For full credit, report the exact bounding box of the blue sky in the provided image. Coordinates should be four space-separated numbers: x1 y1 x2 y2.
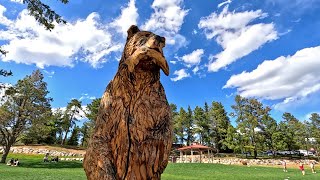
0 0 320 124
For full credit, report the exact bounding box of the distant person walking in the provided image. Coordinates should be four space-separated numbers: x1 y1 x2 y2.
310 161 316 174
299 162 305 175
282 160 287 172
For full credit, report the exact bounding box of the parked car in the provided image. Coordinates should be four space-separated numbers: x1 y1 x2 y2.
298 150 315 156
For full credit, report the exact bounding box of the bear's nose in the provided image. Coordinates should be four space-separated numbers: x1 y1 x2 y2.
155 35 165 43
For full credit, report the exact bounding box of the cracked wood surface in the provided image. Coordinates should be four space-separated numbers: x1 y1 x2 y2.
84 26 172 180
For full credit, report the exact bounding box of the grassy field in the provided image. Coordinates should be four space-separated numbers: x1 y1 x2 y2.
0 154 319 180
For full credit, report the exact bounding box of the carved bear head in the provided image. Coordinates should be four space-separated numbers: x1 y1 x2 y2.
122 25 169 76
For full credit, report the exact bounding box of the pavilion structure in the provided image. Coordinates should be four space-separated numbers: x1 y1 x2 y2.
177 142 214 163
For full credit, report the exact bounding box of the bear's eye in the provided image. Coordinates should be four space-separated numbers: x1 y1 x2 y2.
138 38 147 45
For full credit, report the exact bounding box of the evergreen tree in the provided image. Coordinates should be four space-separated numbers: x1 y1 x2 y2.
0 70 52 163
280 112 301 150
209 101 230 152
193 106 208 144
185 106 195 145
231 95 270 158
177 107 187 144
61 99 83 145
309 113 320 159
170 103 179 143
82 98 101 146
259 114 277 155
67 126 80 146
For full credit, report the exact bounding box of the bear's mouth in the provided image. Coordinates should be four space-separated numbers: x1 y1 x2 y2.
125 46 169 76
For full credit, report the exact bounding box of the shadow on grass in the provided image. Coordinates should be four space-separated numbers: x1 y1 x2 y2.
4 154 83 169
18 161 84 169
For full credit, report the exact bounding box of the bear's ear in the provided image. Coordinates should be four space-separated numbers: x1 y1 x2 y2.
127 25 140 40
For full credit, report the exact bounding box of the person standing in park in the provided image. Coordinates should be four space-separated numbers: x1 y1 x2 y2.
282 160 287 172
299 162 305 175
310 161 316 174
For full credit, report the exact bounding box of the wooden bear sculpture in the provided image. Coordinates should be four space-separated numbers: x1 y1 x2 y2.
83 25 172 180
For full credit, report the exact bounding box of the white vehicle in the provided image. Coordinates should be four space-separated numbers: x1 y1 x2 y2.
298 150 314 156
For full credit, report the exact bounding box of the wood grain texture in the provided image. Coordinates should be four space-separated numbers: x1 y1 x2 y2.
84 25 172 180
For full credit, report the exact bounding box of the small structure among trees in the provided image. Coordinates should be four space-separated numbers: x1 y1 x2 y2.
177 142 214 163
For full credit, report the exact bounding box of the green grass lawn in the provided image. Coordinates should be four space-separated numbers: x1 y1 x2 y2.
0 154 319 179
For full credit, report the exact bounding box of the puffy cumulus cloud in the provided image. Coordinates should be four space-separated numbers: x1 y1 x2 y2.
181 49 204 66
198 6 278 72
142 0 189 48
170 69 190 82
0 5 12 26
110 0 138 37
0 7 122 68
224 46 320 110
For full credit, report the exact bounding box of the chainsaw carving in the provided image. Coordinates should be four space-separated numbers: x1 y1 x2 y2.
84 25 172 180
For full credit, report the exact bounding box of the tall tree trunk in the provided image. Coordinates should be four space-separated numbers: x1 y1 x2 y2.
1 145 11 163
61 127 69 145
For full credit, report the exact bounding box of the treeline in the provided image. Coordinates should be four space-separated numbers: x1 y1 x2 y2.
1 70 320 163
0 70 99 163
170 96 320 159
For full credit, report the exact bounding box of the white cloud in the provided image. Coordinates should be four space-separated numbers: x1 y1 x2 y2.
170 69 190 81
192 66 199 74
0 5 12 26
110 0 138 37
181 49 204 66
142 0 189 48
218 0 232 8
170 60 177 64
79 93 96 101
9 0 23 4
43 70 55 78
52 105 88 120
198 6 278 72
224 46 320 110
192 29 198 35
304 112 320 121
0 83 12 105
0 6 122 68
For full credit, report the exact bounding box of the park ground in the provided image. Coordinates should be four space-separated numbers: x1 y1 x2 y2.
0 153 319 180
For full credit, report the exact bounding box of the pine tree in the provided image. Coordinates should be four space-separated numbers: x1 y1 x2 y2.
67 126 80 146
0 70 52 163
209 101 230 152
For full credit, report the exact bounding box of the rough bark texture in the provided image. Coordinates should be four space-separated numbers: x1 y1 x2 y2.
84 25 172 180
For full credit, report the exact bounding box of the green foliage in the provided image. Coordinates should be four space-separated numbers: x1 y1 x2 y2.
20 111 57 145
231 95 271 158
80 98 101 147
278 112 302 150
185 106 195 145
209 101 230 152
67 126 80 146
170 103 179 143
193 106 208 145
0 69 12 77
61 99 83 145
223 124 242 153
0 70 52 163
23 0 69 30
176 107 187 144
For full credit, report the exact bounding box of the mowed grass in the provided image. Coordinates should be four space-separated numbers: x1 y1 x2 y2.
0 154 319 180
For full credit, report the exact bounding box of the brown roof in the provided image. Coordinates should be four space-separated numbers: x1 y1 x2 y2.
177 144 212 151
